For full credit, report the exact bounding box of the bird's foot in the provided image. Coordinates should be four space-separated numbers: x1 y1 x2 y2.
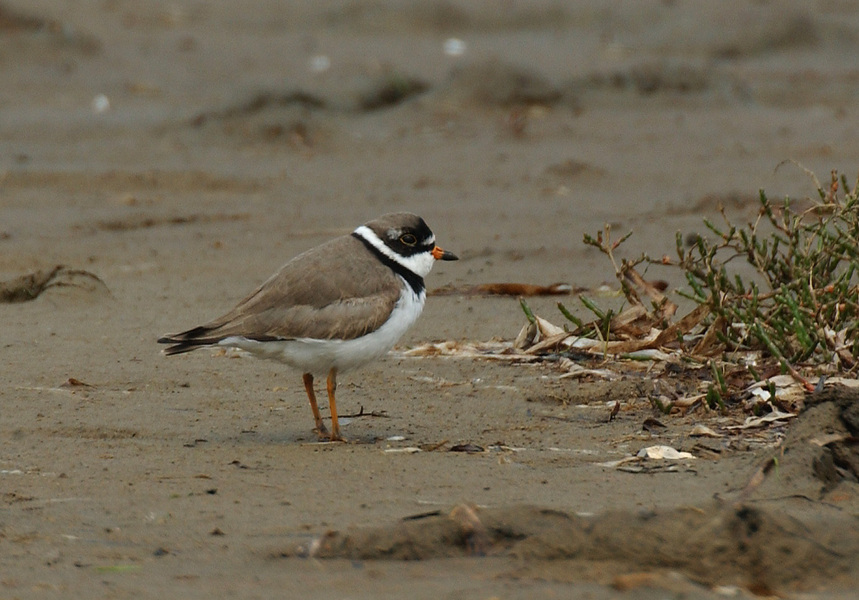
328 431 346 443
313 424 346 442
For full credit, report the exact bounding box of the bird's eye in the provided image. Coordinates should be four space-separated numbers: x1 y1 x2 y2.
400 233 417 246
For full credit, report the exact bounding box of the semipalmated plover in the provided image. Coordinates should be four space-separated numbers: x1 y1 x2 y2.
158 213 458 442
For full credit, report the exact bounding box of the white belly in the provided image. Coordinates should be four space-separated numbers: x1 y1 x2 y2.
218 285 426 375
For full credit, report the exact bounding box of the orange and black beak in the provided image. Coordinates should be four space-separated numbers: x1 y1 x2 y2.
432 246 458 261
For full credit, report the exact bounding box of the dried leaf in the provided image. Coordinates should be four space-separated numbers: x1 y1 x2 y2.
693 316 726 356
636 446 695 460
623 267 678 321
642 417 666 431
524 332 573 355
431 282 573 296
449 443 485 454
690 424 721 437
673 394 706 408
513 321 537 349
809 433 848 446
536 316 566 338
726 410 796 430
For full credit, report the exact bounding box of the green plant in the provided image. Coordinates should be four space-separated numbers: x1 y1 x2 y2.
536 168 859 380
676 170 859 371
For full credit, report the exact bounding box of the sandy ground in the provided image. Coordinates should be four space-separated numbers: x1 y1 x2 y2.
2 1 859 598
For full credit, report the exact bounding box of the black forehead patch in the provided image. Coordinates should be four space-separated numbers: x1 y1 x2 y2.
387 223 430 239
367 213 433 241
361 213 437 260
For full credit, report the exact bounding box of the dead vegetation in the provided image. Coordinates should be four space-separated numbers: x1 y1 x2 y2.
408 168 859 464
0 265 108 303
511 168 859 410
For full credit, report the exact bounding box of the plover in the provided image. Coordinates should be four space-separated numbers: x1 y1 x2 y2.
158 213 458 442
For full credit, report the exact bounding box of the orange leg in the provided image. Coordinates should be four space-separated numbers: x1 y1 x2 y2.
326 368 345 442
302 372 329 439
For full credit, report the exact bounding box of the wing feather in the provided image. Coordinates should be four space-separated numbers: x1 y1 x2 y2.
159 235 403 351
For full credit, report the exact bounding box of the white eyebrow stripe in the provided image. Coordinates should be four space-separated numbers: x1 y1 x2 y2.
355 226 396 257
353 225 437 278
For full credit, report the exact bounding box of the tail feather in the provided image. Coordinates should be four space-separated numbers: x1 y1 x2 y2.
158 326 225 355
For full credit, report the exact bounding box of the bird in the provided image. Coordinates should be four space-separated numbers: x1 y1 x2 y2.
158 212 458 442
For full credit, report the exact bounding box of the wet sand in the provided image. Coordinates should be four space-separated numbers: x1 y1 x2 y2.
2 1 859 597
